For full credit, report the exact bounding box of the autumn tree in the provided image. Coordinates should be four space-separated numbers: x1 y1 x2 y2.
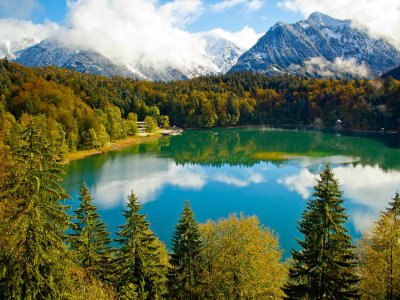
283 165 359 299
70 183 112 280
200 214 287 299
168 200 206 299
113 192 167 299
358 192 400 299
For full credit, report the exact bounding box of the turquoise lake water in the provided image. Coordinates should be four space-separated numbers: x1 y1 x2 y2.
63 127 400 257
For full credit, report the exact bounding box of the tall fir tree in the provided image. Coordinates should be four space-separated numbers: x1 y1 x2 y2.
70 182 112 279
0 118 71 299
283 165 359 299
358 192 400 299
167 200 206 300
114 192 167 299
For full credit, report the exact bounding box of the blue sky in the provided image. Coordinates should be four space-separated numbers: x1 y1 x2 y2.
1 0 303 33
1 0 398 47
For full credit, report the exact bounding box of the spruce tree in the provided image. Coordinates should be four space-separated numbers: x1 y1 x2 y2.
70 183 112 279
114 192 166 299
168 200 206 299
0 118 71 299
283 165 359 299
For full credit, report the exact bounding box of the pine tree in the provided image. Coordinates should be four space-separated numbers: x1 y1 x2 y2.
0 118 71 299
70 182 112 279
114 192 167 299
283 165 359 299
358 192 400 299
167 200 206 299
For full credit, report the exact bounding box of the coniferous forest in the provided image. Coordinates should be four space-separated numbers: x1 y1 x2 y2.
1 60 400 299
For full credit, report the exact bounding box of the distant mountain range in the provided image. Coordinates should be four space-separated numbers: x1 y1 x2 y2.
2 12 400 80
16 39 135 78
10 34 244 81
230 12 400 79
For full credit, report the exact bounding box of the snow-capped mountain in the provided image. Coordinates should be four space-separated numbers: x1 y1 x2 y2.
0 37 39 59
15 38 220 81
200 33 245 73
230 12 400 78
16 39 135 78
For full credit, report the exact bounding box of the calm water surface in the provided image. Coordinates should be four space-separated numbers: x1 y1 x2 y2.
63 127 400 257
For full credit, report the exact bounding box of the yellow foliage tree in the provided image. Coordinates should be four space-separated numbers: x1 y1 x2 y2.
200 214 287 299
357 193 400 299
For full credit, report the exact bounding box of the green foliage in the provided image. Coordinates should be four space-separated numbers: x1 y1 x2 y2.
113 192 167 299
284 165 359 299
358 192 400 299
200 214 287 299
70 183 112 280
144 115 157 132
0 118 71 299
168 200 206 299
125 112 138 135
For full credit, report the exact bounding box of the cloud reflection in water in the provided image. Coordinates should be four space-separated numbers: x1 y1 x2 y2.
91 155 265 209
278 163 400 233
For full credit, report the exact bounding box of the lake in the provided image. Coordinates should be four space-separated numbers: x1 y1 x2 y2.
62 127 400 257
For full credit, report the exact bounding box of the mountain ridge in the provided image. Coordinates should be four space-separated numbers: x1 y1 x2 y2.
230 12 400 79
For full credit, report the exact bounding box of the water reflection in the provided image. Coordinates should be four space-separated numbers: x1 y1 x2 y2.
62 127 400 255
278 164 400 232
92 156 206 208
89 155 266 208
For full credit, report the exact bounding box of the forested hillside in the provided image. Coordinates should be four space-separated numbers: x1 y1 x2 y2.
1 59 399 158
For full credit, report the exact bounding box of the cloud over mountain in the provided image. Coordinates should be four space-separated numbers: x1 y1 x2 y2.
60 0 210 72
279 0 400 48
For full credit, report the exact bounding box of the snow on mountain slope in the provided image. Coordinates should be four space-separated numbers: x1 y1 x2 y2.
16 39 135 78
199 33 245 73
0 37 38 59
230 12 400 78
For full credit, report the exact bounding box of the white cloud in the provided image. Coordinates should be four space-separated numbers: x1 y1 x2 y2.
289 155 360 169
0 0 39 19
200 26 263 49
289 57 371 78
61 0 212 71
248 0 264 11
159 0 203 27
278 164 400 233
0 18 59 41
92 157 206 208
301 57 371 78
212 0 265 12
213 172 264 187
278 0 400 48
278 168 316 199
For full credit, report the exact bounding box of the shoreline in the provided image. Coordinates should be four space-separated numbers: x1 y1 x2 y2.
62 133 162 164
61 124 398 164
187 124 399 135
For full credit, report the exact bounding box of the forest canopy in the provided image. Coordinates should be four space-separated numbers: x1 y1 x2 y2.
0 59 399 157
